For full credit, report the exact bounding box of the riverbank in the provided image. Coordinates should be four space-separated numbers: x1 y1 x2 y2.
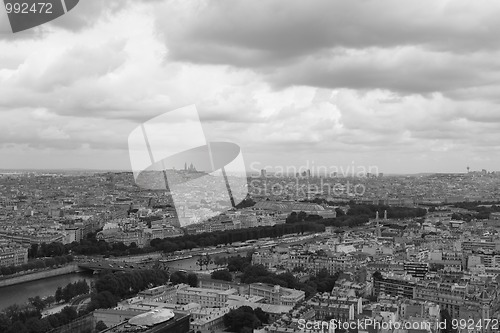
0 264 83 288
0 271 95 311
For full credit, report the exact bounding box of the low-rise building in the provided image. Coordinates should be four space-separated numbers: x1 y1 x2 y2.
0 245 28 267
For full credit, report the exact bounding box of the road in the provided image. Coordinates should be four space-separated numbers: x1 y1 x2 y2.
76 232 326 273
71 294 91 312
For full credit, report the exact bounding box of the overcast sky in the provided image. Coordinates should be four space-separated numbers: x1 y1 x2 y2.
1 0 500 174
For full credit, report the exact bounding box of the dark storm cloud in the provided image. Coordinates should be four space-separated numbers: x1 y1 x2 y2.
266 48 500 95
155 0 500 99
161 0 500 65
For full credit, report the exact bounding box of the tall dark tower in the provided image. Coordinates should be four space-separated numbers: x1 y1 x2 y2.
221 167 236 208
375 211 381 237
467 166 470 173
108 173 115 191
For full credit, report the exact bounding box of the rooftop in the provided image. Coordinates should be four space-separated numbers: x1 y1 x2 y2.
128 308 175 327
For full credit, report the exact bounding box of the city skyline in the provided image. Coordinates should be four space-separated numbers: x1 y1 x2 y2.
2 1 500 173
0 164 495 176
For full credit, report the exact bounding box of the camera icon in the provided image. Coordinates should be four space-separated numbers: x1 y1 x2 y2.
128 105 248 227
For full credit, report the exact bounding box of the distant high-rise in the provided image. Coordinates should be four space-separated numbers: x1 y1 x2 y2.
261 169 267 178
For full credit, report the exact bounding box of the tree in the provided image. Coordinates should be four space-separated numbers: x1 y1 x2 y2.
241 327 253 333
254 308 269 324
0 266 12 276
45 296 55 305
227 255 251 272
28 296 45 312
46 315 60 328
170 271 188 285
286 212 298 224
28 244 39 258
213 256 227 268
187 273 199 287
55 287 63 303
88 291 117 310
45 257 57 268
223 306 262 332
24 317 51 333
60 306 78 322
211 269 232 282
0 313 11 333
240 264 271 284
62 283 75 302
297 211 307 222
196 254 212 270
196 257 204 270
95 320 108 332
203 254 212 270
6 321 28 333
372 271 383 281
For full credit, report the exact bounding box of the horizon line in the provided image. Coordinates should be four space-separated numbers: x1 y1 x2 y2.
0 167 494 176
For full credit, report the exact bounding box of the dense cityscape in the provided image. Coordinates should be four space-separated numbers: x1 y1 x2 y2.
3 0 500 333
1 168 500 333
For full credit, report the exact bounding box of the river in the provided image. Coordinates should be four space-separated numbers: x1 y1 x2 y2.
0 252 245 311
0 272 95 311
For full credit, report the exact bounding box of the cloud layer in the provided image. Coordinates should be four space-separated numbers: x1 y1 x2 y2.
1 0 500 173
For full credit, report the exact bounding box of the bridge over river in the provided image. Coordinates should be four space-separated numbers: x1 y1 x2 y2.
77 260 156 273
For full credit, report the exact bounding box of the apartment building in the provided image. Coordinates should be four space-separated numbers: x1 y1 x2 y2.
287 253 365 275
198 278 305 307
137 284 177 303
252 251 289 269
307 294 363 321
249 283 305 306
0 245 28 267
198 278 250 295
176 286 237 307
372 273 418 299
404 261 429 279
462 240 500 253
414 281 500 326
